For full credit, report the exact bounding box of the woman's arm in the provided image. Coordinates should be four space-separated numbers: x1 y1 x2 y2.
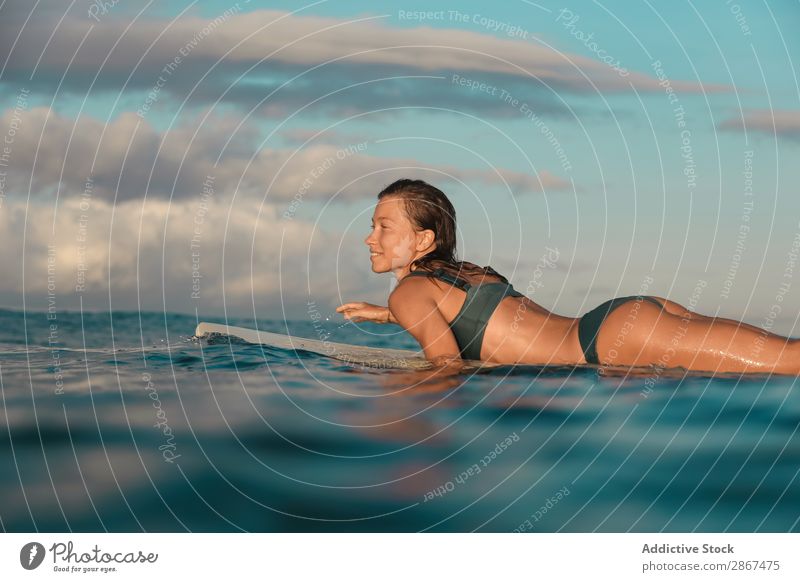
388 280 464 371
336 302 395 323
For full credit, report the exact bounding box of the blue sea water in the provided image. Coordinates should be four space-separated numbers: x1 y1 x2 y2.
0 308 797 532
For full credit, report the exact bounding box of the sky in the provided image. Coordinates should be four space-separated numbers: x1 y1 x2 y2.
1 0 798 331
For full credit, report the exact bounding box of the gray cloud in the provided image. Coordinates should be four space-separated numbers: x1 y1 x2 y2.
278 127 376 147
0 4 725 119
0 106 569 202
719 109 800 139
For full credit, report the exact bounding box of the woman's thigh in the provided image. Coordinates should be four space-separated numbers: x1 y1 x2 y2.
648 296 695 317
595 297 799 373
649 295 773 335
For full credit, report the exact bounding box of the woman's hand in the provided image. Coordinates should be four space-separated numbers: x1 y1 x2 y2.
335 302 396 324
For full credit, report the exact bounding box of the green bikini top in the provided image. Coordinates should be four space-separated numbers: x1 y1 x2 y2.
403 267 524 361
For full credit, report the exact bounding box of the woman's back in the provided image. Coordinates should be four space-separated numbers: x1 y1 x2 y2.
402 267 582 364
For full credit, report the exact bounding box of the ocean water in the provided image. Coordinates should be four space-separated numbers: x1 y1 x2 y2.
0 308 797 532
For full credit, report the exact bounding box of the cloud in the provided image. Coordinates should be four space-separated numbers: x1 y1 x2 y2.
0 194 355 317
719 109 800 139
278 128 375 147
1 106 569 203
0 3 725 119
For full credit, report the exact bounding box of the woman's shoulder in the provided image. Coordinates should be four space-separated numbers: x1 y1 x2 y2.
400 264 507 287
391 272 436 296
390 270 448 301
388 274 442 320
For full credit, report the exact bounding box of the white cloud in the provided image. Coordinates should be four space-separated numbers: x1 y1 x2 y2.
0 194 354 317
1 106 569 203
719 109 800 139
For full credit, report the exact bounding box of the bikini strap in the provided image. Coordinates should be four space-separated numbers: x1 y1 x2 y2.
405 268 471 291
483 265 509 284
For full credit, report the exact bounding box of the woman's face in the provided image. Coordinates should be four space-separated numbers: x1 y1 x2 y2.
364 196 433 276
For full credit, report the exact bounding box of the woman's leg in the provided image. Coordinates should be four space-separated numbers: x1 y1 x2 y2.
649 295 773 335
596 297 800 374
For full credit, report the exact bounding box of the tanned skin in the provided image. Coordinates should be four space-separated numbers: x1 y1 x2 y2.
337 196 800 376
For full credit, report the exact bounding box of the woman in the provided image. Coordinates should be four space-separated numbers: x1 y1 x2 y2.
337 179 799 375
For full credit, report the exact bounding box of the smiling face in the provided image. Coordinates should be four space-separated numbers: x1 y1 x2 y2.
364 195 435 278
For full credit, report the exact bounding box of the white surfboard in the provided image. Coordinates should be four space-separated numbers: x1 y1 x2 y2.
194 322 438 370
193 323 760 378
